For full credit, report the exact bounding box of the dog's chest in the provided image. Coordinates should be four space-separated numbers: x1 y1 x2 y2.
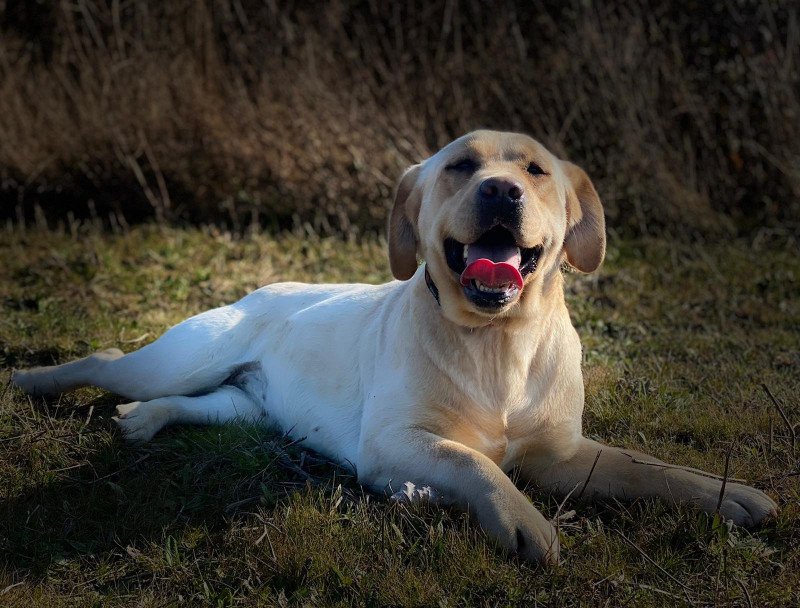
412 314 574 467
431 403 511 466
418 384 551 469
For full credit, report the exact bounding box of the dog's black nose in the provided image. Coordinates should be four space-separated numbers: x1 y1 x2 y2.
477 178 524 229
478 178 524 205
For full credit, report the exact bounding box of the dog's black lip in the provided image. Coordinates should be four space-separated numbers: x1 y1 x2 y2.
444 237 467 274
519 244 543 276
462 281 519 310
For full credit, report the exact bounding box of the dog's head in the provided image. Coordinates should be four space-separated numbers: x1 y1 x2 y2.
389 130 605 326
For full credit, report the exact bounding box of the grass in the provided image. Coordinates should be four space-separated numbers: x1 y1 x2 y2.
0 224 798 606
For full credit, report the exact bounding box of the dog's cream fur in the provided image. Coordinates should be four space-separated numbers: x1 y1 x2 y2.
12 131 776 564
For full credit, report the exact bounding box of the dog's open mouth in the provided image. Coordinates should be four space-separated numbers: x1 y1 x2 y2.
444 226 542 310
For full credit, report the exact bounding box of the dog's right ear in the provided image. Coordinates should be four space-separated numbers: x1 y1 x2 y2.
388 164 423 280
561 161 606 273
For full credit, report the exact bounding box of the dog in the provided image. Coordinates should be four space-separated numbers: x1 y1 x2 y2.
12 130 777 564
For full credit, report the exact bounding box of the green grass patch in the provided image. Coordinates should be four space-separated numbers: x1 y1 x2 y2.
1 225 798 606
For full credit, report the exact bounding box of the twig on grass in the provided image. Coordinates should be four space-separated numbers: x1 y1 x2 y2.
735 577 754 608
47 461 90 474
762 383 795 453
577 449 603 500
627 581 685 601
81 405 95 431
551 481 580 565
616 529 693 604
553 483 580 524
623 454 747 483
0 581 25 596
121 333 151 344
768 414 774 455
254 526 278 563
715 442 734 515
225 496 260 512
549 451 601 559
755 470 800 483
277 452 313 481
0 429 47 444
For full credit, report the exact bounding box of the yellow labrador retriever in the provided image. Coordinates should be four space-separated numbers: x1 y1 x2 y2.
12 130 776 564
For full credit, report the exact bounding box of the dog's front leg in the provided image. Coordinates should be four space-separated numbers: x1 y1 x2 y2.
359 429 559 564
523 437 777 526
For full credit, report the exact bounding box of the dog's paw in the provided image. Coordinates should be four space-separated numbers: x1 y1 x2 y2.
11 368 55 397
671 471 779 527
113 401 169 444
480 490 560 566
506 511 560 566
716 482 778 527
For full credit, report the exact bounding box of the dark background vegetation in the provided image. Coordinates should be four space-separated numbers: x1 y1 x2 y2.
2 0 799 236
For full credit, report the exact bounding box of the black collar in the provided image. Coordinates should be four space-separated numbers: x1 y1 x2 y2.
424 264 440 306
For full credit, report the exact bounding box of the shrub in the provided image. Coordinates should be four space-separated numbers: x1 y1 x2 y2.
1 0 797 236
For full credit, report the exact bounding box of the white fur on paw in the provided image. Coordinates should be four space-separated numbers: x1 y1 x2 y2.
11 369 56 397
11 370 32 393
390 482 440 505
113 401 168 444
717 483 778 527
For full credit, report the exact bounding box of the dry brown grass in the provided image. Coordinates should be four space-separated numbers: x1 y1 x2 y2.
1 1 798 235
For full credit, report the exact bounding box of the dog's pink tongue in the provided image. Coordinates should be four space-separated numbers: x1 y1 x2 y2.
460 242 524 290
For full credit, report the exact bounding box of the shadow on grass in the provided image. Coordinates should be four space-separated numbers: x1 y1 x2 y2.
1 387 792 605
0 391 356 579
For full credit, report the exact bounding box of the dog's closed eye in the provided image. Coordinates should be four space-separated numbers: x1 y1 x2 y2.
446 158 479 174
526 162 548 176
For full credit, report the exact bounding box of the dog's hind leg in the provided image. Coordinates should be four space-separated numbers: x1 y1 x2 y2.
12 304 254 401
12 347 133 398
113 381 267 444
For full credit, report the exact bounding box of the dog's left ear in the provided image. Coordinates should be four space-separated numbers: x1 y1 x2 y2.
388 163 423 280
561 161 606 273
